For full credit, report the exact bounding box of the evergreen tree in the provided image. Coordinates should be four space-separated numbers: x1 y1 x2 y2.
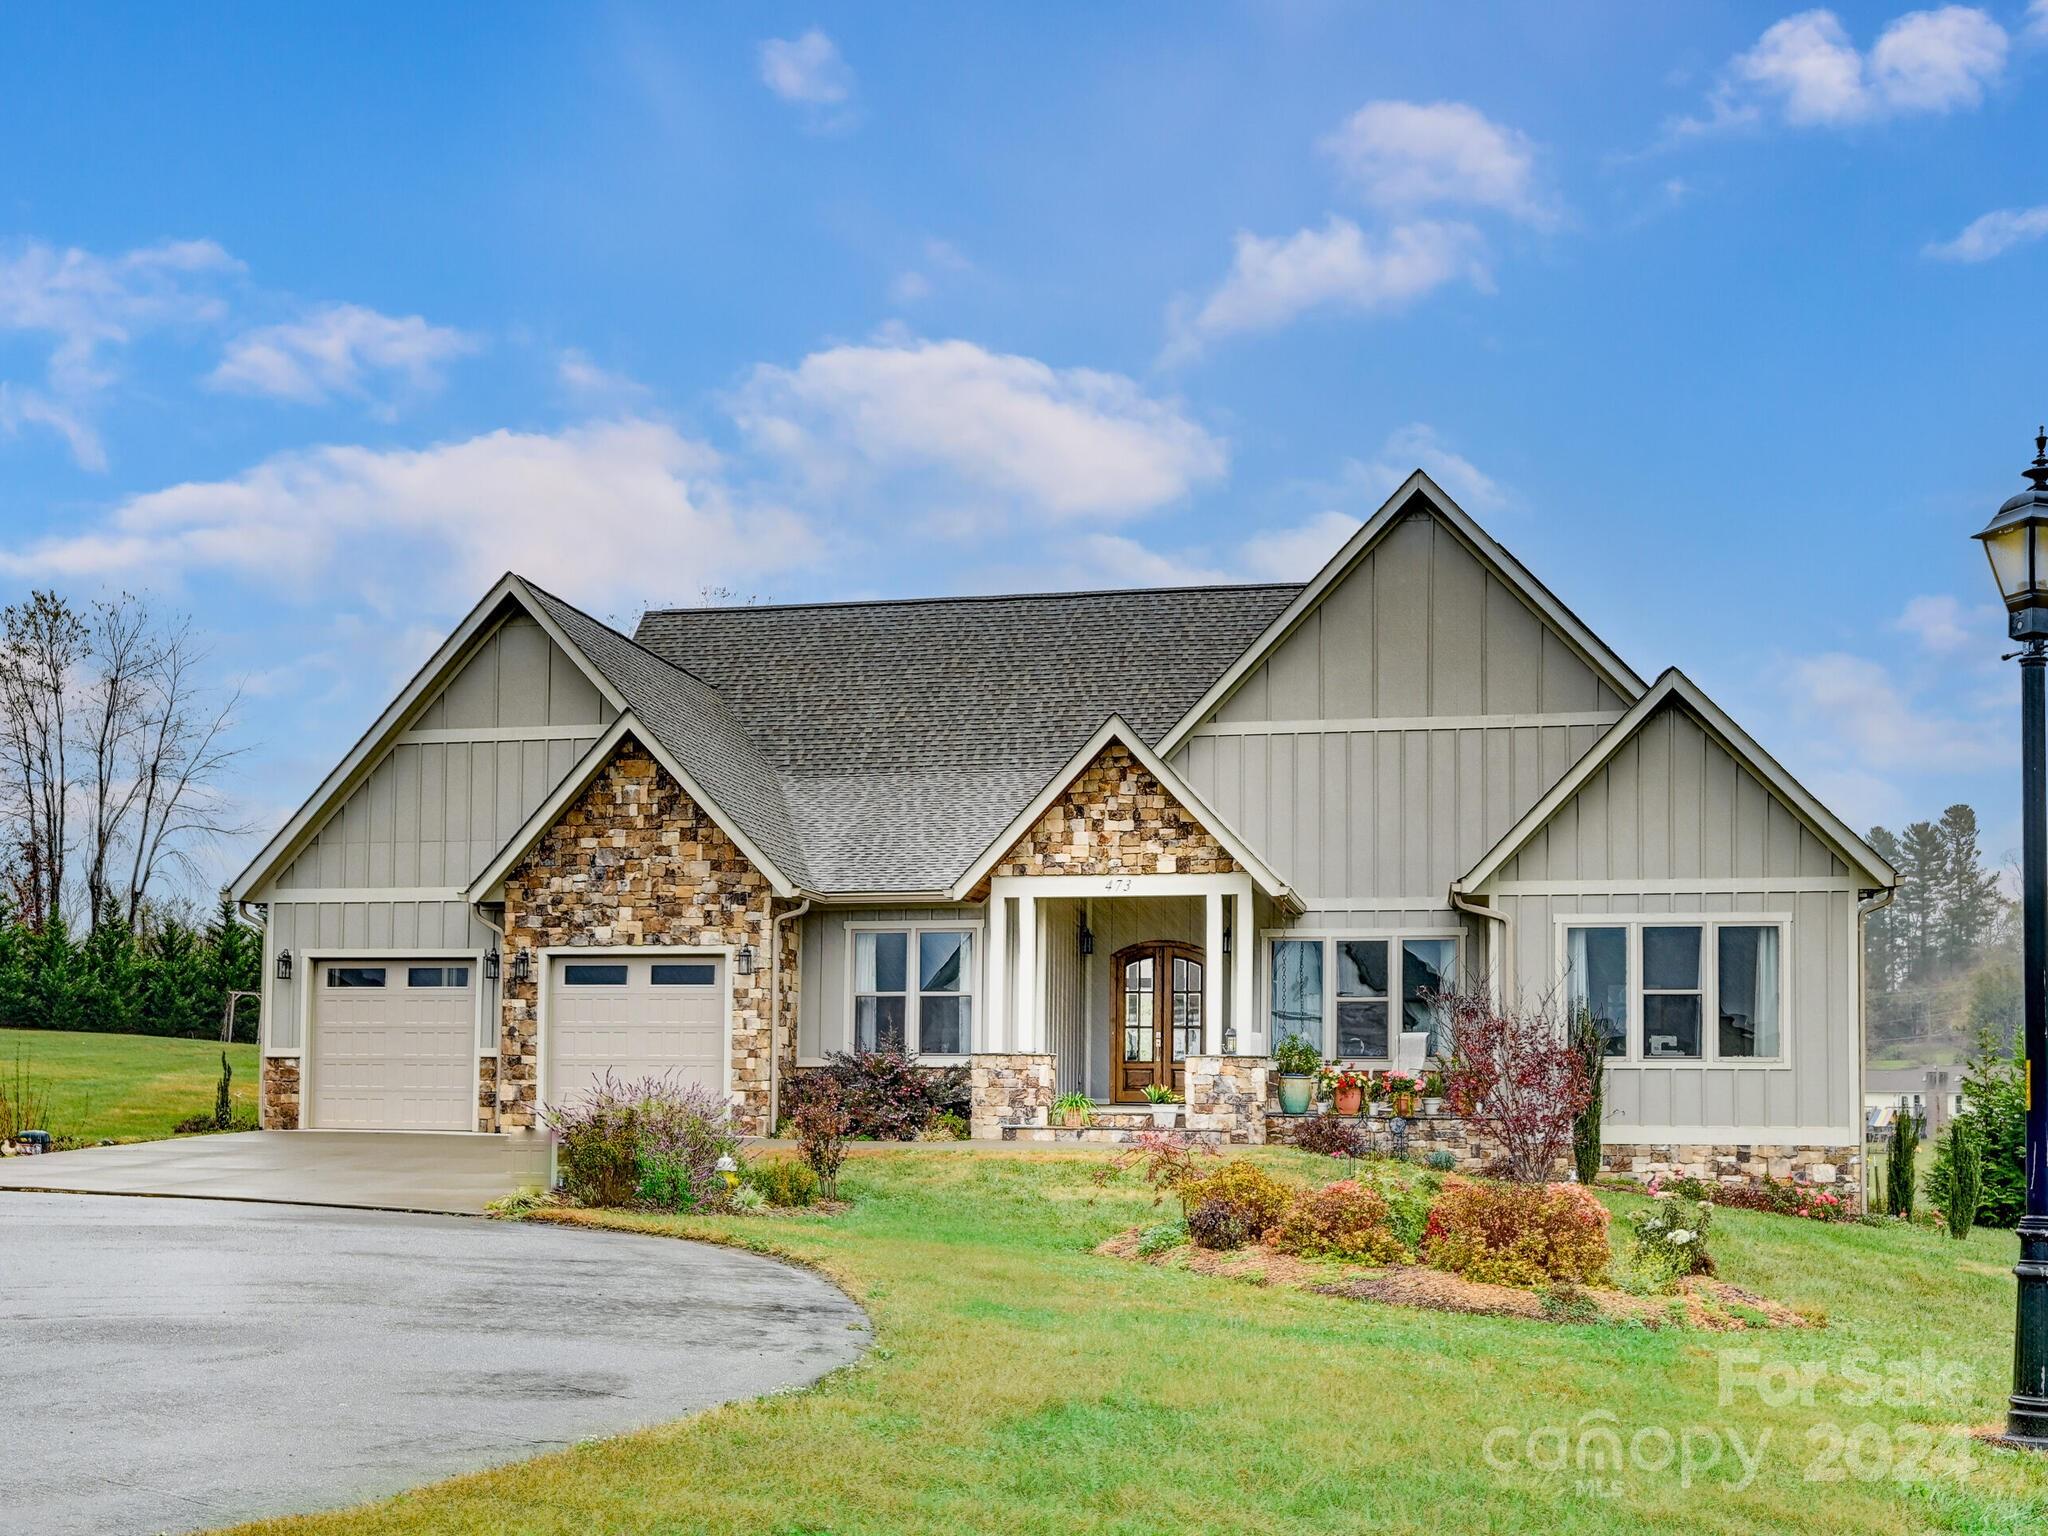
204 895 262 1042
1935 805 2003 969
1865 825 1906 991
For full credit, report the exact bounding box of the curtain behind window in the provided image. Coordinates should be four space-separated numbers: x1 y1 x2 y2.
1271 939 1323 1050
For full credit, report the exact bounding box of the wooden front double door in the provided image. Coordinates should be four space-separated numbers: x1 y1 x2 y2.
1111 941 1204 1103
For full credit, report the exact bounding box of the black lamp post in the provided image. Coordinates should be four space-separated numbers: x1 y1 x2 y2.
1973 429 2048 1449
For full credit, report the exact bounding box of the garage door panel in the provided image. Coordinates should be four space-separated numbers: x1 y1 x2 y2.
550 955 726 1107
310 961 475 1131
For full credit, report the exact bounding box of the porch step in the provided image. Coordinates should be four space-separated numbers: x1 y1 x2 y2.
1001 1124 1226 1146
1070 1108 1167 1131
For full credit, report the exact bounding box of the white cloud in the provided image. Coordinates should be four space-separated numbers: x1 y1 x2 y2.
0 418 813 612
2031 0 2048 39
1782 650 2004 772
1892 593 1999 651
889 239 972 307
557 348 647 401
0 237 240 465
1925 204 2048 261
1676 7 2007 135
208 303 475 407
1071 533 1231 588
1321 100 1552 225
759 30 853 106
1168 217 1485 356
1238 510 1360 582
734 336 1227 520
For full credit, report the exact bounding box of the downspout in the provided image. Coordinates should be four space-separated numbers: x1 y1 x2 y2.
473 899 511 1133
236 900 270 1124
1448 884 1509 1005
768 894 812 1136
1856 883 1897 1213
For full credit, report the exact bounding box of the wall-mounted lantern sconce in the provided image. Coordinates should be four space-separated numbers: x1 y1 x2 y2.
511 949 531 986
736 942 757 976
483 948 500 982
1222 923 1233 957
275 949 293 982
1078 919 1095 956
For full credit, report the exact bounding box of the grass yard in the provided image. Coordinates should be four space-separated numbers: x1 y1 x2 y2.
0 1027 257 1143
219 1146 2048 1536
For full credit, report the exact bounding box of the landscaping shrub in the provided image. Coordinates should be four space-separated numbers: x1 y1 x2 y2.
1290 1113 1369 1159
1437 989 1593 1182
213 1051 234 1130
544 1073 742 1210
1929 1120 1983 1240
1422 1178 1611 1288
1135 1216 1188 1256
746 1157 822 1207
1569 1006 1605 1187
1271 1179 1407 1263
1883 1110 1920 1219
1094 1130 1219 1212
785 1051 970 1140
1181 1159 1292 1250
1374 1168 1443 1252
921 1110 969 1142
1701 1175 1852 1222
0 1048 52 1142
1626 1195 1715 1289
1928 1031 2025 1228
794 1082 850 1199
1424 1149 1457 1173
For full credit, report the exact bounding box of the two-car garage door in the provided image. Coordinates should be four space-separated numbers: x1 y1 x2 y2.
309 961 476 1131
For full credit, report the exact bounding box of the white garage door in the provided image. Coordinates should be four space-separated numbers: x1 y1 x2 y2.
548 955 726 1108
309 961 476 1131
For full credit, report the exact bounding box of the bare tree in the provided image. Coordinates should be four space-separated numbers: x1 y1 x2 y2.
0 592 86 929
79 596 157 930
120 618 249 927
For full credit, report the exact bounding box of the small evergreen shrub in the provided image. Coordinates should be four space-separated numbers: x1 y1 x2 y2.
1422 1178 1611 1288
1181 1159 1293 1250
1933 1121 1983 1240
1425 1149 1458 1173
636 1151 697 1211
746 1157 822 1207
1271 1179 1407 1263
1569 1006 1605 1187
1290 1114 1370 1159
921 1110 969 1141
214 1051 234 1130
1884 1111 1920 1219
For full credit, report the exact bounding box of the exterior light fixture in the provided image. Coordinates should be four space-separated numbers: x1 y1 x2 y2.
1222 922 1232 957
736 942 757 976
483 948 500 982
1078 919 1094 956
1973 429 2048 1451
275 949 292 982
511 949 531 986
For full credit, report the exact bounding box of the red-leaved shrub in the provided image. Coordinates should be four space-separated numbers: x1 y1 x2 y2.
1438 990 1594 1182
1422 1177 1611 1288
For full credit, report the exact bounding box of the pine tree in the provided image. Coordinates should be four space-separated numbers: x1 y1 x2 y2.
1936 805 2003 969
204 895 262 1042
1935 1120 1982 1239
1865 825 1906 991
1895 821 1947 985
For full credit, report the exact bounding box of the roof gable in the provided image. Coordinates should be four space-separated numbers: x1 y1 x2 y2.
1155 473 1646 753
1456 669 1897 893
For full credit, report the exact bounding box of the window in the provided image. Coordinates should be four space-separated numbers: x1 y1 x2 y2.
1563 919 1786 1064
1269 933 1460 1060
562 963 628 986
326 967 386 988
651 962 717 986
406 966 469 988
851 926 976 1055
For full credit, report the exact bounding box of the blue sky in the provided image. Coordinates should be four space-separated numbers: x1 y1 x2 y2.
0 2 2043 892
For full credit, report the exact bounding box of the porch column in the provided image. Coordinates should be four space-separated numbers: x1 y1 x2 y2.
1014 892 1039 1053
985 892 1009 1052
1231 877 1258 1055
1204 887 1225 1055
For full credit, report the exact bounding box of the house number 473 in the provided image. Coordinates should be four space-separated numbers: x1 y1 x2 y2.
1102 877 1134 893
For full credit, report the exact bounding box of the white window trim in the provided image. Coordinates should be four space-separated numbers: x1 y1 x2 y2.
842 921 983 1062
1553 913 1791 1069
1260 928 1463 1064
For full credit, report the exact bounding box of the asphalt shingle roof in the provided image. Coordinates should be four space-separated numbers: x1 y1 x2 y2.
628 585 1300 893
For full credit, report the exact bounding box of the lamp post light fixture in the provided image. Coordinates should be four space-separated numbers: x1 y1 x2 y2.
1973 428 2048 1450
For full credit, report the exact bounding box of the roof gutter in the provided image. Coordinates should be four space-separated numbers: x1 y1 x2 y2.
767 895 812 1134
1854 883 1897 1211
1448 883 1508 1006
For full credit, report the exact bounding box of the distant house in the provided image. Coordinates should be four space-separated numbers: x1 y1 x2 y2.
229 471 1896 1194
1865 1065 1967 1138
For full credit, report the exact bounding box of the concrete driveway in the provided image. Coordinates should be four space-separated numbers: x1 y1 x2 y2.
0 1191 869 1536
0 1130 552 1214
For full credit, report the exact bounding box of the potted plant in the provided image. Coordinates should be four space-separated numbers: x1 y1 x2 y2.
1323 1065 1369 1117
1368 1071 1390 1117
1384 1068 1420 1119
1052 1092 1093 1129
1421 1068 1445 1117
1273 1035 1322 1115
1140 1083 1181 1127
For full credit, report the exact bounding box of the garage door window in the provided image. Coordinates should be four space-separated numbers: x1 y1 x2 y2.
407 965 470 987
852 926 975 1057
652 963 717 985
326 967 387 988
563 963 629 985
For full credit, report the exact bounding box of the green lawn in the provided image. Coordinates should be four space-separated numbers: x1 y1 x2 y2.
217 1145 2048 1536
0 1027 257 1143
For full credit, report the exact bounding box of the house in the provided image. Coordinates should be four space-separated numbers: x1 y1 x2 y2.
229 471 1896 1194
1865 1065 1966 1138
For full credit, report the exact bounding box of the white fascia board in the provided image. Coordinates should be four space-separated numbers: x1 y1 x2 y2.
232 574 628 902
945 714 1300 910
1155 470 1648 760
464 713 797 904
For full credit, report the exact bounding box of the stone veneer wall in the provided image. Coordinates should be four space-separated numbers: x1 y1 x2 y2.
262 1056 300 1130
969 1054 1055 1140
498 739 779 1135
1185 1056 1269 1144
981 742 1236 887
476 1056 497 1134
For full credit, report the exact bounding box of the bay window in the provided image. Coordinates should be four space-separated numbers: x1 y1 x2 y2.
851 926 976 1056
1269 932 1460 1061
1562 919 1785 1064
